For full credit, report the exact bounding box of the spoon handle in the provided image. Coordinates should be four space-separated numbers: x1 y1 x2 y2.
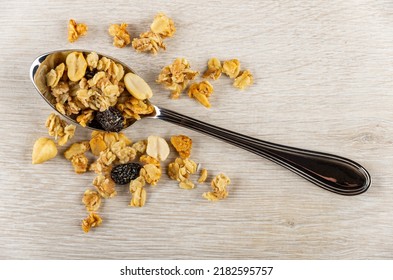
155 107 371 195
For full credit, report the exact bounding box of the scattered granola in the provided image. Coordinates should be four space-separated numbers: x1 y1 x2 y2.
64 141 90 159
222 59 241 79
82 190 102 212
170 135 192 158
203 173 231 201
156 58 199 99
108 23 131 48
93 174 117 198
131 13 175 54
32 138 58 164
81 212 102 233
233 70 254 90
167 157 197 182
68 19 88 43
203 58 222 80
150 13 176 38
132 31 166 55
140 163 162 186
71 153 89 173
188 81 214 108
45 113 76 146
129 176 147 207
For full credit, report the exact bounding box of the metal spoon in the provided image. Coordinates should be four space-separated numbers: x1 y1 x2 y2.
30 50 371 195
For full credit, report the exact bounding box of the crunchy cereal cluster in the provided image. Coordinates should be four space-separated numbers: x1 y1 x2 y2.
205 58 254 90
108 23 131 48
68 19 88 43
132 13 175 54
45 113 76 146
202 173 231 201
188 81 214 108
156 58 199 99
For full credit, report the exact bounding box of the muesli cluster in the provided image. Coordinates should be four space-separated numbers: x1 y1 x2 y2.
32 116 231 233
157 57 254 108
68 13 176 55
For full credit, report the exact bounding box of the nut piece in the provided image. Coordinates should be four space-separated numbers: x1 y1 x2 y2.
233 70 254 89
170 135 192 158
81 212 102 233
203 58 222 80
32 138 58 164
150 13 176 38
108 23 131 48
124 72 153 100
222 59 240 79
68 19 88 43
203 173 231 201
66 51 88 82
188 81 214 108
146 135 170 161
198 168 208 183
82 189 102 212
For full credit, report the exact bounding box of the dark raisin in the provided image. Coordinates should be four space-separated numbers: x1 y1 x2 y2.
111 163 142 185
95 107 124 132
85 68 97 80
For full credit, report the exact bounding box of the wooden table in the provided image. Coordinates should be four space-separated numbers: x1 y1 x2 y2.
1 0 392 259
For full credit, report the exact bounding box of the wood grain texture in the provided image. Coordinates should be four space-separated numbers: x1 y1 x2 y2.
1 0 393 259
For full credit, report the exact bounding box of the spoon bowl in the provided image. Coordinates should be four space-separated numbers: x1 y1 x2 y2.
30 50 371 195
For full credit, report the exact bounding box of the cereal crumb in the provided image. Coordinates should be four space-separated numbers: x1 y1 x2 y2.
203 58 222 80
188 81 214 108
82 190 102 212
71 154 89 174
64 141 90 160
68 19 88 43
156 58 199 99
198 168 208 183
150 13 176 38
81 212 102 233
222 59 240 79
45 113 76 146
140 164 162 186
203 173 231 201
93 174 117 198
170 135 192 159
108 23 131 48
129 176 147 207
233 70 254 89
132 31 166 55
167 157 197 182
179 179 195 190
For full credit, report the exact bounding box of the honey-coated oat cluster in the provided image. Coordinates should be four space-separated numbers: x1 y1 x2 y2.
30 12 262 233
32 118 231 233
157 57 254 108
68 14 175 55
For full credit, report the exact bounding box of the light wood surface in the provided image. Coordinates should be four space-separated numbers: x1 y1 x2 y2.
1 0 393 259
